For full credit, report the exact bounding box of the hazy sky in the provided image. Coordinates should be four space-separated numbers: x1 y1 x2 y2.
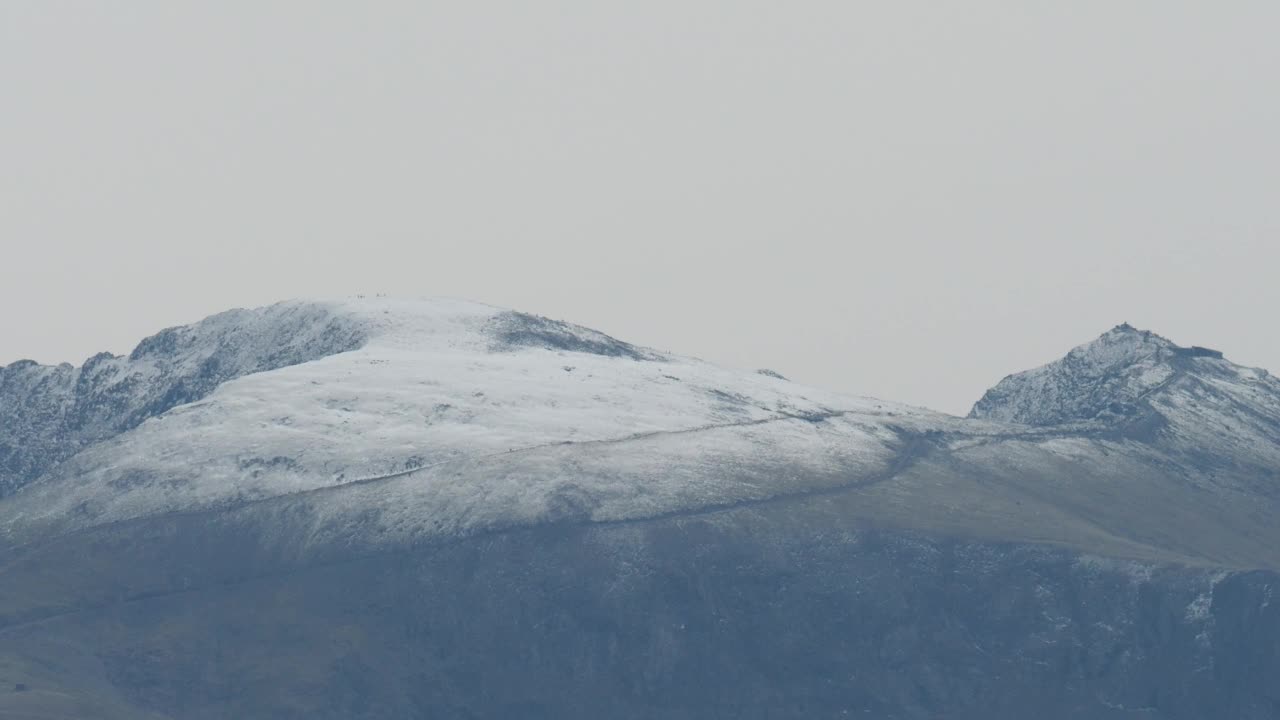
3 3 1278 415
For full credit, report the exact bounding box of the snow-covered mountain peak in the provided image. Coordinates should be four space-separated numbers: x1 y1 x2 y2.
3 296 931 541
1 295 687 498
1046 322 1193 377
282 295 665 361
969 325 1169 426
969 323 1278 441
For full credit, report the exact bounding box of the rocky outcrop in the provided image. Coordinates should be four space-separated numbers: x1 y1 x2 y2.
0 302 365 496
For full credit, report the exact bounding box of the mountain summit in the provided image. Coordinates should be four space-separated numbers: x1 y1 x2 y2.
969 323 1280 477
971 323 1228 426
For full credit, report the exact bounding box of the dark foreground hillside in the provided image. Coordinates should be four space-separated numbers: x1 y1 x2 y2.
2 506 1277 719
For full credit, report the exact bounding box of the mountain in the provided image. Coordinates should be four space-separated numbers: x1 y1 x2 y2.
0 298 1277 719
972 323 1280 498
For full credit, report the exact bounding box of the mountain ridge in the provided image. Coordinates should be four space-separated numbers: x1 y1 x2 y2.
3 297 1278 570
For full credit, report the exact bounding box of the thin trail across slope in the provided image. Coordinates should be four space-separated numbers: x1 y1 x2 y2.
0 409 856 557
0 421 939 637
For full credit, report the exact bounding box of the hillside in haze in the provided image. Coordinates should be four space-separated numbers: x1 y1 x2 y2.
1 298 1277 719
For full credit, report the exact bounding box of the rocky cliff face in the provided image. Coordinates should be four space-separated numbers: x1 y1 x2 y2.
0 299 1277 719
0 302 365 496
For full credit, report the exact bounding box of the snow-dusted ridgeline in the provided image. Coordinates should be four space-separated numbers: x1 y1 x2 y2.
2 298 1279 570
0 297 940 544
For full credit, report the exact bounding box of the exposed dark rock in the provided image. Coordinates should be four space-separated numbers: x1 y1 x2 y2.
486 311 660 361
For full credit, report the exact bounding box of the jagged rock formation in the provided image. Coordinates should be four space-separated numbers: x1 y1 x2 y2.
0 299 1276 719
971 322 1280 489
0 302 366 496
971 323 1197 426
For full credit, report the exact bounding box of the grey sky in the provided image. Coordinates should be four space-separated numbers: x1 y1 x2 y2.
2 2 1277 416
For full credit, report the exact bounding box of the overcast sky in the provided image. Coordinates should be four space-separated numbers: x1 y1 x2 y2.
2 3 1277 415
